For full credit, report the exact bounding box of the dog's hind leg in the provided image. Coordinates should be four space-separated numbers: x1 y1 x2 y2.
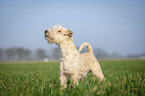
90 62 105 81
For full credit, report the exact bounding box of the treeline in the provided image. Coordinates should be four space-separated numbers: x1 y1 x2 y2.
81 47 145 59
0 47 60 62
0 47 145 62
81 47 124 59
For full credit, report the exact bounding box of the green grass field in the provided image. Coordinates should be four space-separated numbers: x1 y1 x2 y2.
0 60 145 96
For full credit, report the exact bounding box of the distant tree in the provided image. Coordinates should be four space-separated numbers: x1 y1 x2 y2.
35 49 47 60
52 47 61 60
5 48 32 61
6 48 17 61
24 49 31 60
127 54 139 58
111 52 123 59
93 48 108 59
140 53 145 57
16 48 31 60
0 48 4 61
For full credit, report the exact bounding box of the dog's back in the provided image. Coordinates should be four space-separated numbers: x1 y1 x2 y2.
79 43 105 81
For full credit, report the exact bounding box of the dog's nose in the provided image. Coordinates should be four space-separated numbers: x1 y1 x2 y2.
45 30 48 34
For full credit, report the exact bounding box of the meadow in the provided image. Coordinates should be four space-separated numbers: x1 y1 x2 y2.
0 60 145 96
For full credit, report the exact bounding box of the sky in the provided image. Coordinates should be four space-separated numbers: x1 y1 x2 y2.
0 0 145 56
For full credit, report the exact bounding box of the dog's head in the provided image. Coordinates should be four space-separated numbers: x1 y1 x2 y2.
45 25 73 44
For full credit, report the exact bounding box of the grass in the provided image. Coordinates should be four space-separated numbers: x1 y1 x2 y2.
0 60 145 96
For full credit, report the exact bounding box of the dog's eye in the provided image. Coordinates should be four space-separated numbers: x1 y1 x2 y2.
58 30 61 32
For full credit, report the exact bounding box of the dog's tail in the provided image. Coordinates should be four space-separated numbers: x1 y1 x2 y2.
79 42 93 54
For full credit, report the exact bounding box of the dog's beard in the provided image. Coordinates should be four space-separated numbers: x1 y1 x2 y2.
45 36 55 44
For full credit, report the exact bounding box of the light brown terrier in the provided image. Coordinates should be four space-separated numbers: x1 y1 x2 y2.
45 25 105 87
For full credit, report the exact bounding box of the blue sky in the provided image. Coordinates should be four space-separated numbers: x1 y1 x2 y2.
0 0 145 55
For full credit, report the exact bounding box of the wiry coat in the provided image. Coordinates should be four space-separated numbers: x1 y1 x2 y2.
45 25 105 87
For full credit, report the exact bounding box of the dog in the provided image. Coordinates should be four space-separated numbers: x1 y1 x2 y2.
45 25 105 87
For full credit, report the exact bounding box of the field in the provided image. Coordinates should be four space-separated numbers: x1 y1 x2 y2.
0 60 145 96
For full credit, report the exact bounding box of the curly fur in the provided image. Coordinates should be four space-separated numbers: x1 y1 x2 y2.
45 25 105 87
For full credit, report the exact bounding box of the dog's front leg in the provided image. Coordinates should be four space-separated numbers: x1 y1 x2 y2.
59 61 67 88
59 73 67 88
71 75 79 86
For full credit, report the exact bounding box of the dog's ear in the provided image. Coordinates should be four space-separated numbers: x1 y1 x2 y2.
64 29 73 37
